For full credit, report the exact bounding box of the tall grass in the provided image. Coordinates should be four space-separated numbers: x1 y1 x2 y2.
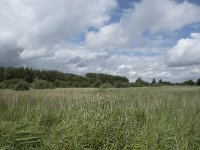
0 87 200 149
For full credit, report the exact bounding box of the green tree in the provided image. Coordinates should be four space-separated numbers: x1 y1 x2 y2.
197 79 200 86
133 77 149 87
181 80 194 86
24 67 33 83
4 67 14 80
0 67 4 82
158 79 162 84
151 78 156 84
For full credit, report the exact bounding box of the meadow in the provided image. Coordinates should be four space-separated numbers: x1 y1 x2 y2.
0 87 200 150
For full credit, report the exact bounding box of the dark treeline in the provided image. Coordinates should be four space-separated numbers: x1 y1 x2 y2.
0 66 129 90
0 66 200 90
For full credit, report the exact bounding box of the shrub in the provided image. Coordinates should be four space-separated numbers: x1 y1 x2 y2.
156 79 173 86
78 81 90 87
132 77 149 87
54 80 71 88
114 81 130 88
32 79 55 89
0 83 5 89
90 80 103 88
99 82 113 89
131 83 145 87
1 79 24 89
181 80 194 86
72 82 79 87
14 81 30 91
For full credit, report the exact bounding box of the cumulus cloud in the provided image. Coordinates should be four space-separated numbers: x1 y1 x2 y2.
123 0 200 33
18 0 117 48
45 47 200 82
1 0 200 82
167 33 200 66
86 23 131 49
0 0 117 60
86 0 200 49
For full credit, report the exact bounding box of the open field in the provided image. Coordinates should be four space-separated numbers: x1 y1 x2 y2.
0 87 200 149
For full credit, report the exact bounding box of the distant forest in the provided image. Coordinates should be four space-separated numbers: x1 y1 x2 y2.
0 66 200 90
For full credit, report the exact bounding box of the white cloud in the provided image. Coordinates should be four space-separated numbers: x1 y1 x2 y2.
53 46 100 60
17 0 117 48
123 0 200 33
20 48 49 59
17 44 200 82
86 23 131 49
86 0 200 49
0 0 117 60
167 33 200 66
1 0 200 82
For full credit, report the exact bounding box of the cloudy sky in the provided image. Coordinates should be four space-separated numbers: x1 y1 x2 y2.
1 0 200 82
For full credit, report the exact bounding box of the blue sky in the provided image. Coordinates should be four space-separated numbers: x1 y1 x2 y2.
0 0 200 82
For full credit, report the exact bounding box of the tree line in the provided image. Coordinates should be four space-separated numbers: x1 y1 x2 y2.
0 66 199 90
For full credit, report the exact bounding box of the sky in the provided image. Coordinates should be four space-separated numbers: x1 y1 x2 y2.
0 0 200 82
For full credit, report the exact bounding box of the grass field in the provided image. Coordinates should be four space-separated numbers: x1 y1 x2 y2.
0 87 200 150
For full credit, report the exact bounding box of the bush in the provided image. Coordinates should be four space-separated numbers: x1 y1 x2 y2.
114 81 130 88
132 77 149 87
54 80 71 88
14 81 30 91
78 81 90 87
1 79 24 89
0 83 5 89
72 82 79 87
99 82 114 89
181 80 194 86
90 80 103 88
32 79 55 89
131 83 146 87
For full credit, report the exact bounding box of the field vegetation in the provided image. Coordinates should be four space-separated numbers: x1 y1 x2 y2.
0 67 200 91
0 87 200 149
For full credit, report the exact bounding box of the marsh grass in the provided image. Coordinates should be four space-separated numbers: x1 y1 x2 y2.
0 87 200 149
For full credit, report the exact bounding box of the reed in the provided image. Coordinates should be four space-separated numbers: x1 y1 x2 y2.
0 87 200 149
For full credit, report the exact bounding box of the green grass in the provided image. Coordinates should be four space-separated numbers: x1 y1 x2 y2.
0 87 200 149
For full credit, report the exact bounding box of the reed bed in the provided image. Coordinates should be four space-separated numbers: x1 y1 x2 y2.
0 87 200 149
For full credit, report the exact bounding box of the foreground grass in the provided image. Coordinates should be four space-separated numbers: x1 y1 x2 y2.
0 87 200 149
